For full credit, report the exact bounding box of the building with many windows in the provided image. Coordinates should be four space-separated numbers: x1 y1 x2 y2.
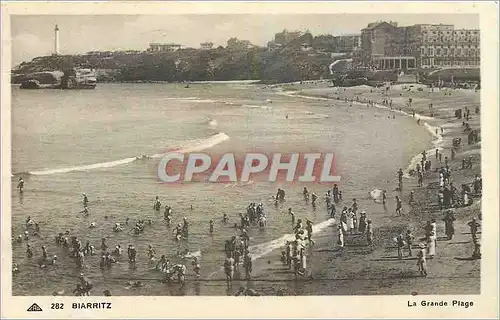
360 21 417 69
418 26 480 68
360 21 480 69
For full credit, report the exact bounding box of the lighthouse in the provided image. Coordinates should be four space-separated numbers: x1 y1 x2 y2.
54 24 60 55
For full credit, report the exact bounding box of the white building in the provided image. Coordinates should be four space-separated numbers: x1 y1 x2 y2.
200 42 214 50
148 43 182 53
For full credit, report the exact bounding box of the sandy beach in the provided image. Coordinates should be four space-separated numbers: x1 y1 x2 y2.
242 83 481 296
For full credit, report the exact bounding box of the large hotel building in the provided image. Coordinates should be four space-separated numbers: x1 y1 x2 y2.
360 21 480 70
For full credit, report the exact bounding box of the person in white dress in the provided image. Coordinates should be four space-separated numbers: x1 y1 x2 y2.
340 207 348 234
427 230 436 258
463 191 470 206
347 208 355 234
337 226 345 253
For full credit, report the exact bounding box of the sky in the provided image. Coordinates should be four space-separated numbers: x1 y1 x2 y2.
11 14 479 65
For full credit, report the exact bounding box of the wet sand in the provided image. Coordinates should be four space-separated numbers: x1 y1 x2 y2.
240 84 481 296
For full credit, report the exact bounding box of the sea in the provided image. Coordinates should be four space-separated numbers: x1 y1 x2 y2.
10 82 433 295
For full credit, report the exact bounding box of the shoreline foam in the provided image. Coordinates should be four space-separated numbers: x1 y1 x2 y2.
280 89 443 179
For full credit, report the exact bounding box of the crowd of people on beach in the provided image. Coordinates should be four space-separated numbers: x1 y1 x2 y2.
302 84 483 280
359 84 483 277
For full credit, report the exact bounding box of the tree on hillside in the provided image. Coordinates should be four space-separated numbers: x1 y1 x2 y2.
226 37 253 51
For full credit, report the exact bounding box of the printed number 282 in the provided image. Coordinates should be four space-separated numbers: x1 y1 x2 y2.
51 303 64 310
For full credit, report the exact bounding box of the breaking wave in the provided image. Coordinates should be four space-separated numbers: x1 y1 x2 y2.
207 119 218 127
28 158 138 176
243 104 272 110
23 133 230 176
150 132 230 158
276 90 330 101
247 218 335 260
161 97 217 103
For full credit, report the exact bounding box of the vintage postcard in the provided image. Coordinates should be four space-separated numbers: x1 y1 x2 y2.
1 1 498 319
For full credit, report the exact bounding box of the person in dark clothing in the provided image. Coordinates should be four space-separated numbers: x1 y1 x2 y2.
443 210 456 240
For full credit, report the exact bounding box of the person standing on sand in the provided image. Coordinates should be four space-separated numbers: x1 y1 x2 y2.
417 244 428 277
243 253 252 280
443 210 456 240
435 149 439 161
426 231 436 259
472 238 481 260
224 256 235 287
439 173 445 188
340 208 348 234
463 190 471 206
358 211 367 234
468 218 480 243
286 241 293 269
395 196 403 216
366 220 374 250
430 218 437 236
347 208 355 234
396 232 405 259
409 191 414 205
296 248 307 277
337 226 345 253
382 190 387 205
352 210 358 232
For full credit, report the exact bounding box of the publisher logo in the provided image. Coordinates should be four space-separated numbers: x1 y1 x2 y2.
157 152 341 184
27 303 43 312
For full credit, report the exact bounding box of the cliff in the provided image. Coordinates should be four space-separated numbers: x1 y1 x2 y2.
12 46 338 84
